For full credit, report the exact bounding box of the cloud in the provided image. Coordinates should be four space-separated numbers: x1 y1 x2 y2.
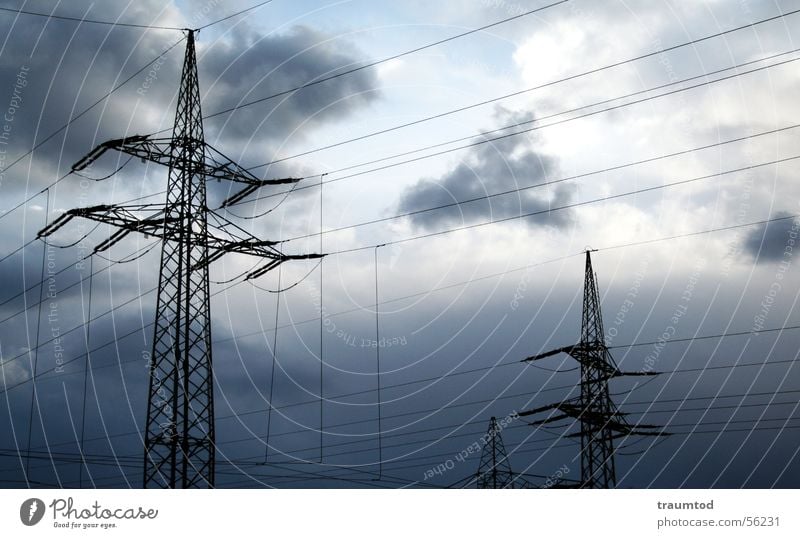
2 0 799 489
0 5 379 195
395 106 570 231
743 212 799 263
200 24 380 151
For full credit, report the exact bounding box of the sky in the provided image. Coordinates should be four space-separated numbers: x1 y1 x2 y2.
0 0 799 488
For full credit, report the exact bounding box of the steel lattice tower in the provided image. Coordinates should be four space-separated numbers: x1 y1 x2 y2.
39 30 321 488
519 251 666 488
144 29 212 489
576 250 617 488
476 417 516 489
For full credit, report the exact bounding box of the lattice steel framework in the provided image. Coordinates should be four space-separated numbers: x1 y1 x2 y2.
39 31 320 488
519 251 666 488
475 417 516 489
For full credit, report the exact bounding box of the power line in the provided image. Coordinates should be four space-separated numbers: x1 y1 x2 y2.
3 206 797 473
7 5 799 490
9 403 799 490
324 155 800 255
8 344 799 464
233 6 798 131
0 5 184 30
237 55 800 205
25 190 50 478
7 400 798 473
185 4 800 168
0 38 185 220
225 213 799 346
368 424 800 479
251 47 800 170
197 0 275 31
205 413 800 463
0 236 39 266
17 354 800 465
195 0 569 123
257 421 800 485
278 124 800 243
10 418 800 489
0 174 67 223
5 212 795 399
0 268 254 394
0 227 161 326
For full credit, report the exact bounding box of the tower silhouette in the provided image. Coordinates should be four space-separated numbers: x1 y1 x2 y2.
38 30 321 488
476 417 516 488
519 251 666 488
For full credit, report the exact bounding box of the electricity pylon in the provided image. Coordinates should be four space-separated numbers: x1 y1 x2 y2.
519 250 667 488
38 30 321 488
475 417 516 489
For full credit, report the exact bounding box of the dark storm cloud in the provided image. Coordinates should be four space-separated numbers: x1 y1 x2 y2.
743 212 799 263
395 107 570 231
2 1 799 490
0 2 378 195
0 0 184 191
199 24 380 147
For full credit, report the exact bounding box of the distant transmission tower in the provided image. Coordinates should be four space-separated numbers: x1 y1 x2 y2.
519 250 667 488
475 417 517 489
38 30 320 488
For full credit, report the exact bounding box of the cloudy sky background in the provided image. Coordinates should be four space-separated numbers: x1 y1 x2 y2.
0 0 799 488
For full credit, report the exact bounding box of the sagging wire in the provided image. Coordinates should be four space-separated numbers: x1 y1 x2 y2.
46 222 103 248
26 189 50 480
264 265 281 463
209 260 261 285
92 240 161 264
526 362 579 373
374 244 384 480
616 432 672 456
72 155 134 181
222 175 304 220
78 256 94 488
248 259 322 293
610 371 661 396
319 172 324 463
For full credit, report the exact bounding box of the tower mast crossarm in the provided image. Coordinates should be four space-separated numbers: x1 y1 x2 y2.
606 420 671 437
521 343 662 379
70 135 301 189
520 399 628 423
518 400 580 425
37 204 172 241
521 345 579 362
37 202 323 271
193 236 324 272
